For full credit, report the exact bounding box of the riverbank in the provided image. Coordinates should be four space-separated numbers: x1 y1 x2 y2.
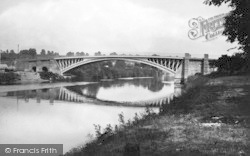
65 75 250 156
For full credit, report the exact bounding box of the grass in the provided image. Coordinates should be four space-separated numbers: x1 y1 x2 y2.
65 75 250 156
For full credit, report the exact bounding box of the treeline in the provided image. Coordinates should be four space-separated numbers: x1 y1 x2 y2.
66 51 110 56
0 49 59 65
211 52 247 75
68 60 164 81
65 51 158 57
66 51 89 56
65 51 131 56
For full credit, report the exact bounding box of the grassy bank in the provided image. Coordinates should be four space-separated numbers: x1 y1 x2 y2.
65 75 250 156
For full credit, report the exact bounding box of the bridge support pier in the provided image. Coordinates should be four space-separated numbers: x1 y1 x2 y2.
182 53 191 83
181 53 209 83
202 54 209 75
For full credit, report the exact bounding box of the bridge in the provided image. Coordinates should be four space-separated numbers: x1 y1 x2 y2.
26 53 214 83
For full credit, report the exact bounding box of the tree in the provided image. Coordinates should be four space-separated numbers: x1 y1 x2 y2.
110 52 118 55
9 50 16 61
19 49 36 59
51 51 55 55
28 48 37 58
205 0 250 71
10 50 15 54
19 49 29 57
66 52 74 56
115 60 126 69
230 52 246 72
215 53 245 73
216 55 231 72
76 52 85 56
47 50 51 55
40 49 46 55
95 51 102 56
54 52 59 56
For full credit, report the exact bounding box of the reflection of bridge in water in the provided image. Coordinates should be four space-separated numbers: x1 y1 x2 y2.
58 87 99 104
58 87 181 107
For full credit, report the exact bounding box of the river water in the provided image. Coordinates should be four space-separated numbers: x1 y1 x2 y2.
0 78 181 153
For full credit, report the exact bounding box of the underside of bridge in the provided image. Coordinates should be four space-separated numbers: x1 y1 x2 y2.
57 58 181 75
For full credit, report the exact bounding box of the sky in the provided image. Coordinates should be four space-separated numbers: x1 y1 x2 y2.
0 0 239 58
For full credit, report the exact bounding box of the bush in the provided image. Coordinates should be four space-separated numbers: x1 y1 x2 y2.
0 72 20 84
39 71 64 81
184 75 209 90
215 53 246 74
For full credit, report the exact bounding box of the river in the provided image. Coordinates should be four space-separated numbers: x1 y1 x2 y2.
0 78 181 153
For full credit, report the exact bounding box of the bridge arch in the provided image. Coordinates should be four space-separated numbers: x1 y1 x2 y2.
60 58 176 75
42 66 49 72
32 66 37 72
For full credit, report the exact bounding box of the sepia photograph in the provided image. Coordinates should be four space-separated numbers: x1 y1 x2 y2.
0 0 249 155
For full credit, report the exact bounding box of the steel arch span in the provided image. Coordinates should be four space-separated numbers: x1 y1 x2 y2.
54 57 183 75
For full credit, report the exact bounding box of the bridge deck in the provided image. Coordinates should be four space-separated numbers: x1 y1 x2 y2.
53 55 183 60
27 55 214 62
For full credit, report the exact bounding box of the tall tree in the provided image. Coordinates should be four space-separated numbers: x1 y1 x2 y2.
19 49 30 58
54 52 59 56
204 0 250 71
9 50 15 54
28 48 37 58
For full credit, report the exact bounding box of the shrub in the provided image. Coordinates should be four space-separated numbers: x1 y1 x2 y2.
0 72 20 84
39 71 64 81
